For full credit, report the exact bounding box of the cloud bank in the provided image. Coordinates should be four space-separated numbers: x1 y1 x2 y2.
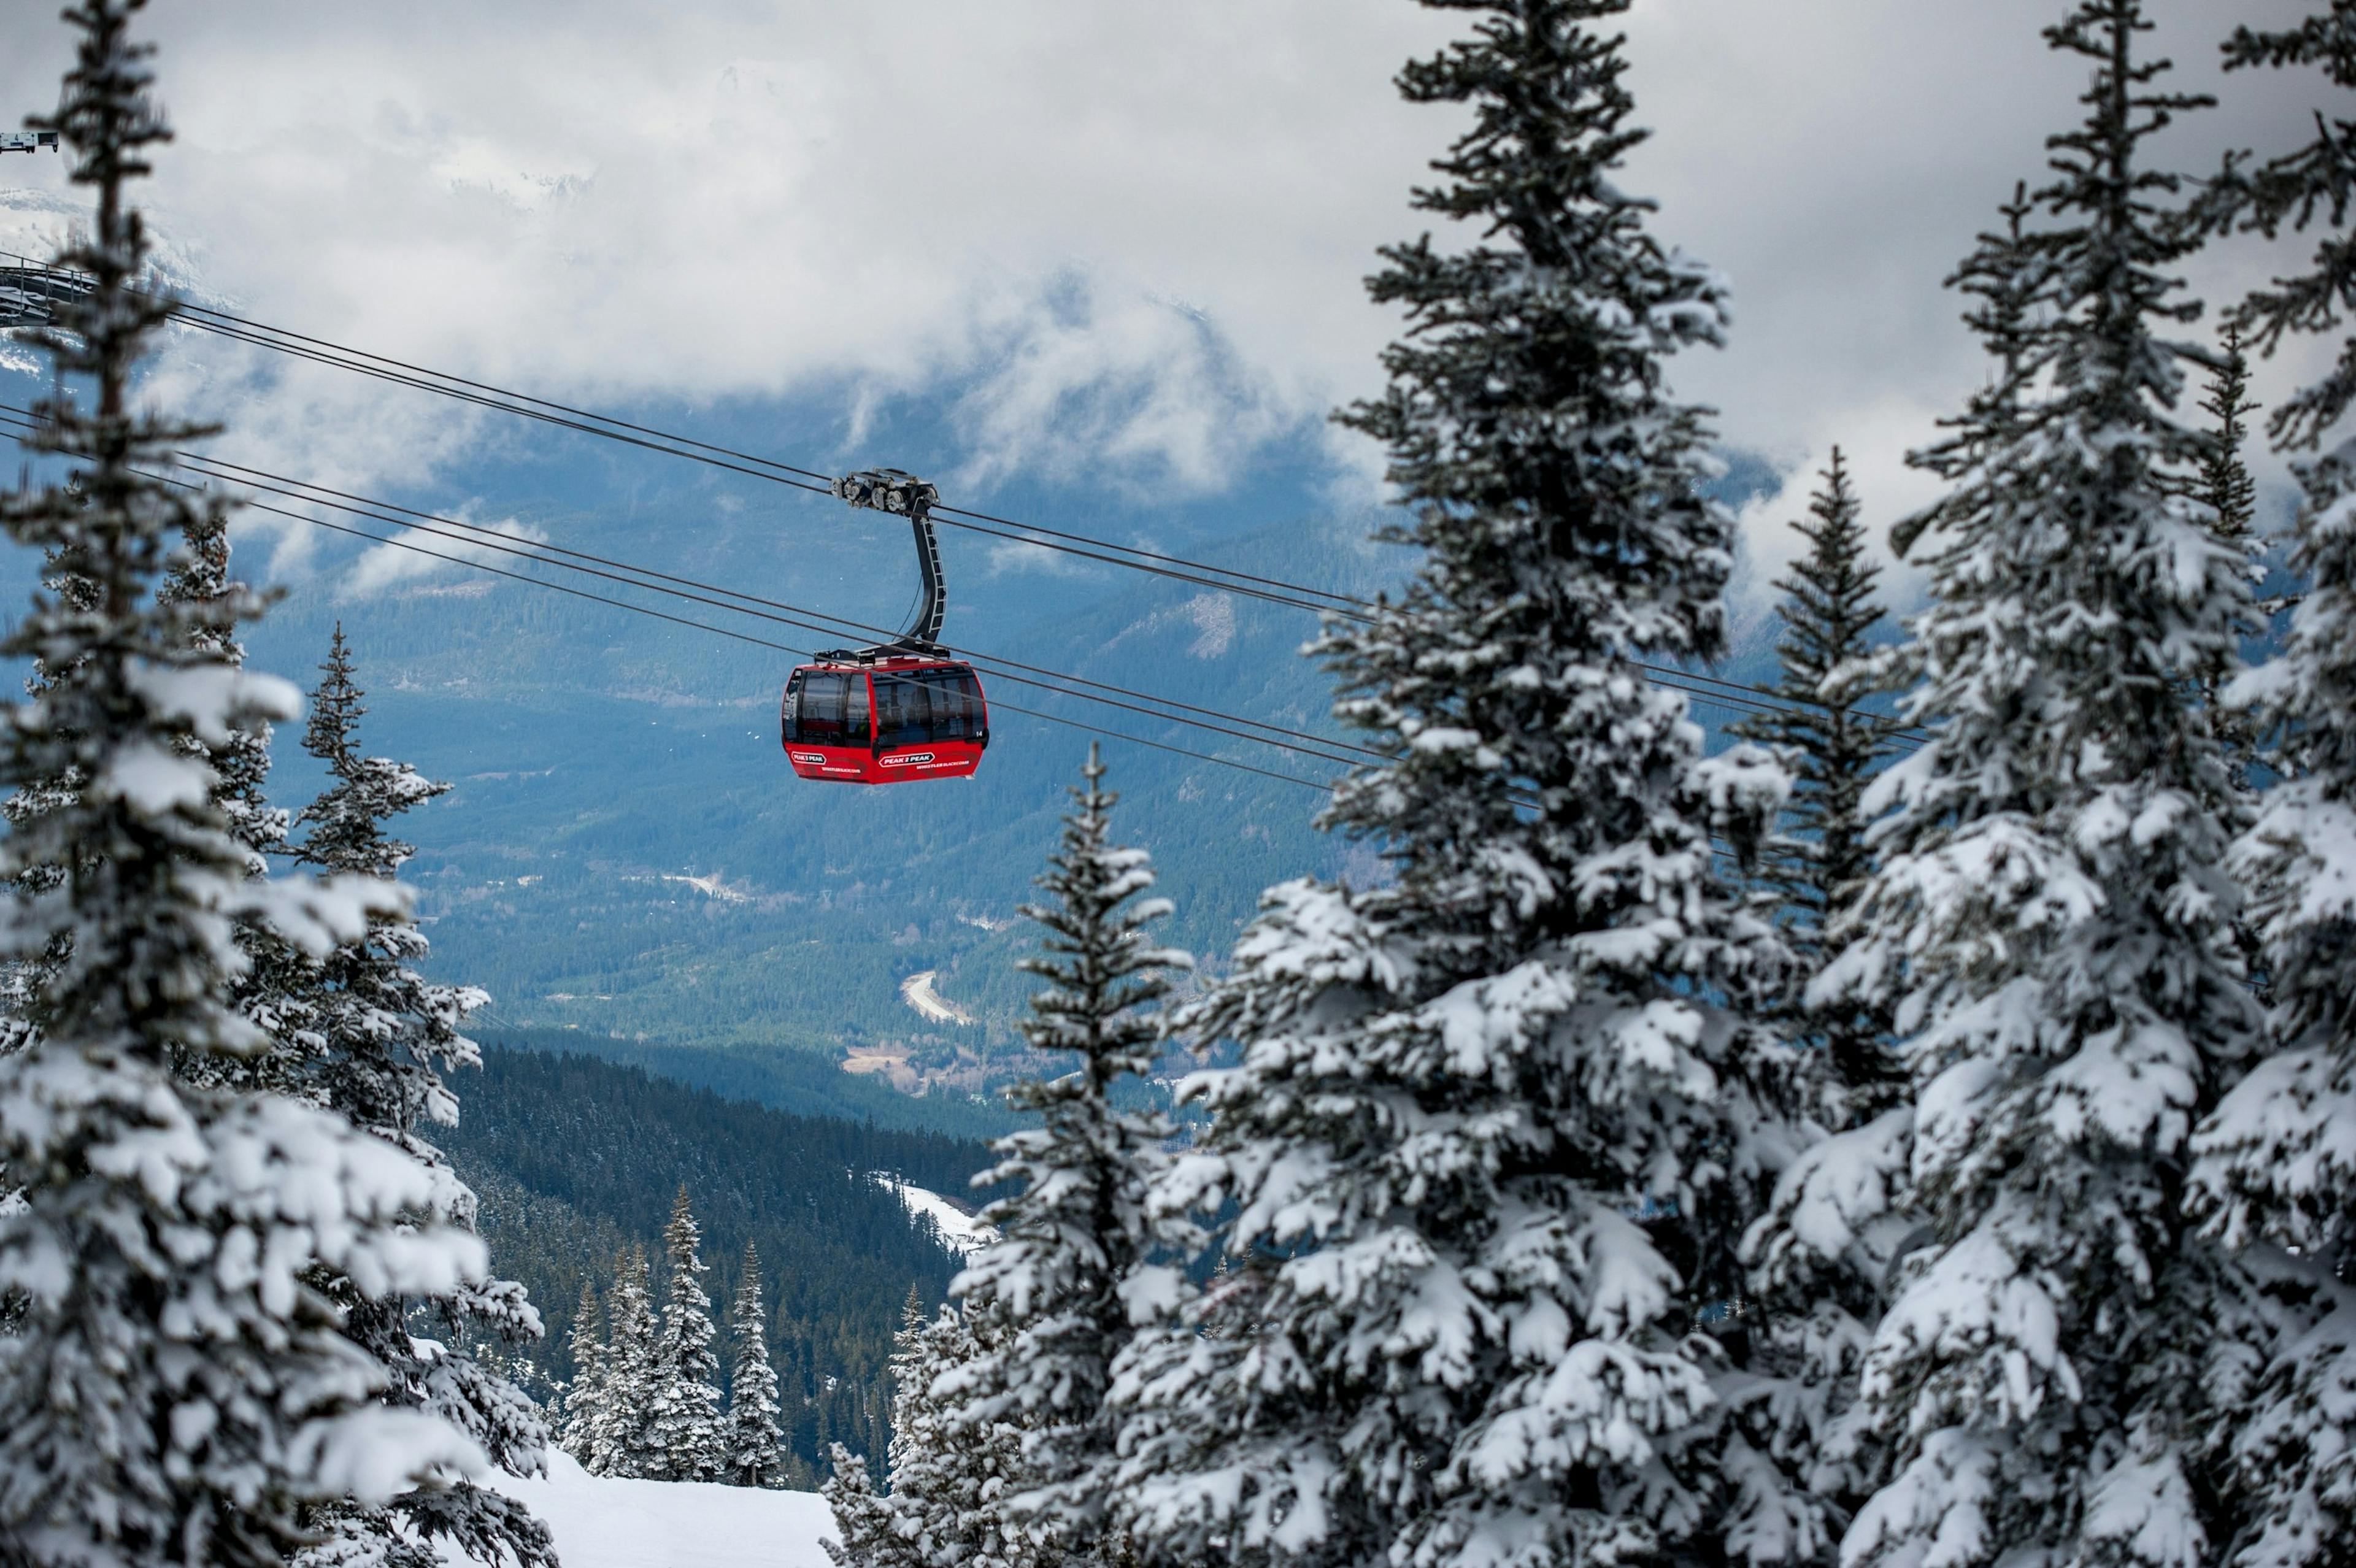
0 0 2335 594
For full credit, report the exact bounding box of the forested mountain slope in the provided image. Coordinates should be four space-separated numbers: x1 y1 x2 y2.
437 1048 1000 1483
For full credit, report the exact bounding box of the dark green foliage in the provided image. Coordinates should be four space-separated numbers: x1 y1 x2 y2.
2199 326 2260 541
2201 2 2356 451
485 1029 1017 1141
468 1165 635 1355
437 1049 995 1481
1731 449 1900 1124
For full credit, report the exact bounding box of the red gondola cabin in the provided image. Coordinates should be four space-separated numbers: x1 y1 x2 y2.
780 656 988 784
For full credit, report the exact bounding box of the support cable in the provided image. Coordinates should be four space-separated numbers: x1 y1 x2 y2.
0 404 1366 778
2 247 1925 740
2 412 1795 851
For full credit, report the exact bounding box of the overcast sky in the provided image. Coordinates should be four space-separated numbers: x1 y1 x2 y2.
0 0 2336 594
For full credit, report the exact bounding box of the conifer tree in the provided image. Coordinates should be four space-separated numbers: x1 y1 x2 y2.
1113 6 1793 1567
948 747 1188 1561
2181 9 2356 1566
0 4 487 1560
2192 450 2356 1568
1731 448 1901 1125
296 625 485 1137
1740 211 2069 1548
647 1187 726 1482
289 629 555 1568
2200 326 2262 543
1723 453 1909 1568
559 1278 609 1465
727 1244 789 1489
822 1291 933 1568
824 1297 1039 1568
1806 9 2273 1568
588 1247 660 1478
2202 2 2356 456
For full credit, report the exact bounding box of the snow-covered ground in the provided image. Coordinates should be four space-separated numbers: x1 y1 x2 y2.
878 1175 995 1255
462 1450 838 1568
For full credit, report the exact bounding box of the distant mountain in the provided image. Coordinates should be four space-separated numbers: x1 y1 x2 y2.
0 288 1787 1098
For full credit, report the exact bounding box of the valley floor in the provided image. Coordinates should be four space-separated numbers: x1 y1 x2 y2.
468 1451 839 1568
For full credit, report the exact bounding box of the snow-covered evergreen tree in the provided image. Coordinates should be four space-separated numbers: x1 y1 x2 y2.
288 628 554 1568
2182 9 2356 1566
0 4 487 1559
0 545 94 1054
294 625 485 1137
821 1442 910 1568
1730 448 1901 1126
1720 452 1911 1568
726 1243 788 1489
824 1295 1039 1568
646 1188 726 1482
823 1292 929 1568
945 746 1188 1561
156 502 316 1101
2195 448 2356 1568
559 1278 609 1464
1807 9 2274 1568
1112 6 1794 1567
586 1247 660 1478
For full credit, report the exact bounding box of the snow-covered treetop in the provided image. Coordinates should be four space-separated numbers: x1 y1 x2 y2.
299 623 448 881
2200 2 2356 453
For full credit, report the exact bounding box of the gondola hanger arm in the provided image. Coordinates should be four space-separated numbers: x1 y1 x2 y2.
828 467 946 658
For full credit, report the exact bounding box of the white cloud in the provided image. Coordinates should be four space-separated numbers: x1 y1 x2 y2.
984 537 1095 579
339 509 544 598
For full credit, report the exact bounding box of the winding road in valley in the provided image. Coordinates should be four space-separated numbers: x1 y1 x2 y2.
899 970 974 1026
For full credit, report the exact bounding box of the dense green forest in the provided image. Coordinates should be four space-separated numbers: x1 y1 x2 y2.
479 1027 1019 1140
439 1048 1002 1482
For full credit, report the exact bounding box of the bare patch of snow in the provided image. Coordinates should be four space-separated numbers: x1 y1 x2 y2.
876 1176 995 1256
663 872 752 904
1177 591 1236 658
458 1449 838 1568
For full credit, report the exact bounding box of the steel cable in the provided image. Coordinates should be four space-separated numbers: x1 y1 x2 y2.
2 249 1927 741
3 409 1803 848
